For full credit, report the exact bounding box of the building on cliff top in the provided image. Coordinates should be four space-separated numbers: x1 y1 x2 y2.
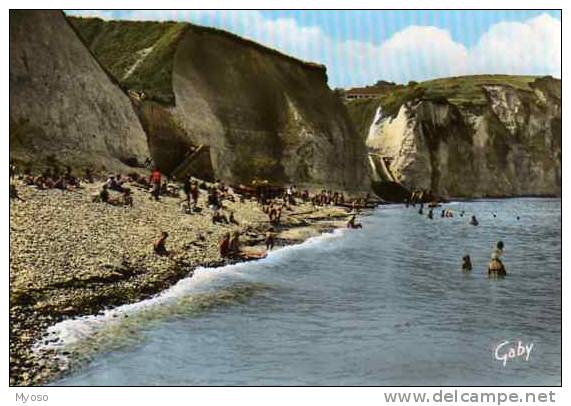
344 86 385 100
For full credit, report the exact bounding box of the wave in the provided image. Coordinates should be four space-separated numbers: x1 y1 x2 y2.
34 227 348 361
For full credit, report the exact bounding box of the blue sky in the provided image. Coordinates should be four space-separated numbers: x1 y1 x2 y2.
66 10 561 88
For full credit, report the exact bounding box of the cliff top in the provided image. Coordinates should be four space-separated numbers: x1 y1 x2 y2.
419 74 556 105
67 15 325 105
347 74 561 119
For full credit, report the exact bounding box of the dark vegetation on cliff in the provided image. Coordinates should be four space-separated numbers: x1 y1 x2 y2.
68 16 326 106
68 16 188 104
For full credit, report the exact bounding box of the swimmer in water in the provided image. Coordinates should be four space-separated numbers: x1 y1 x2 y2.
462 255 472 271
469 215 479 226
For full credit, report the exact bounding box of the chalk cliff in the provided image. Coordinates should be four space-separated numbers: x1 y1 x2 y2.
350 75 561 198
69 16 370 191
9 11 150 172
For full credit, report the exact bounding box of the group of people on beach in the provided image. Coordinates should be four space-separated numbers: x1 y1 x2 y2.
11 161 368 266
17 165 83 192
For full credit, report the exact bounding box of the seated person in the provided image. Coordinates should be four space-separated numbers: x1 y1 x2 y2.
229 211 239 225
153 231 169 256
122 189 133 207
53 176 67 191
212 208 229 224
207 188 221 210
92 184 110 203
10 184 24 201
23 174 35 186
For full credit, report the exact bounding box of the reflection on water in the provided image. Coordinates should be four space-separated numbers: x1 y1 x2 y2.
52 199 561 386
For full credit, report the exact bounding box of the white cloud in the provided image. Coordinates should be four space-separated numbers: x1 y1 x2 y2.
467 14 561 78
65 10 561 87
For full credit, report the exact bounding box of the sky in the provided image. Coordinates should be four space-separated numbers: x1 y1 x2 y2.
65 10 561 88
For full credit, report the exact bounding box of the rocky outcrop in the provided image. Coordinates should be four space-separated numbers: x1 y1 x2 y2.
70 17 370 192
361 76 561 198
9 11 150 172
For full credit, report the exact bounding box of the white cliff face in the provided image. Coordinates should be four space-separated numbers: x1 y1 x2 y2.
366 104 432 191
10 11 150 171
365 81 561 198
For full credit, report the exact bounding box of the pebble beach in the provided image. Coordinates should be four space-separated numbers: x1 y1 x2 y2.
9 179 351 385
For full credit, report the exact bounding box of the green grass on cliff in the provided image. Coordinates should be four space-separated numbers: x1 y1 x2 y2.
67 15 326 106
420 74 539 106
345 74 559 139
68 16 188 104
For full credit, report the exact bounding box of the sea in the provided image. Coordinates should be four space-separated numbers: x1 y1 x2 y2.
48 198 561 386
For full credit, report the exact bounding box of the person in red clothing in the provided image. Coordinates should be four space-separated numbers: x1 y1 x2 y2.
149 168 161 201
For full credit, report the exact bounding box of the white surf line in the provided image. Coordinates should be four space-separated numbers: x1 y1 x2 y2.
33 227 348 356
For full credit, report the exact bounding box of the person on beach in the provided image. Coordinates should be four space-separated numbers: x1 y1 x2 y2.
229 211 239 225
347 215 362 229
153 231 169 256
84 167 94 183
212 208 229 225
207 188 221 210
149 168 161 201
462 255 472 271
219 233 231 258
190 182 200 207
488 241 506 276
106 175 123 193
122 188 133 207
265 228 275 251
92 184 110 203
182 175 192 206
9 184 25 201
228 231 267 260
228 231 241 257
469 215 479 226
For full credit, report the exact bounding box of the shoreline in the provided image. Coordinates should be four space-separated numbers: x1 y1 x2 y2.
9 179 361 386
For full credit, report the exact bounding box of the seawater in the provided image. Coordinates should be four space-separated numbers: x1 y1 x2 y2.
51 198 561 386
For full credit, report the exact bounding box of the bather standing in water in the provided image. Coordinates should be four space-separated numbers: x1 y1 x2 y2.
469 215 479 226
488 240 506 276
